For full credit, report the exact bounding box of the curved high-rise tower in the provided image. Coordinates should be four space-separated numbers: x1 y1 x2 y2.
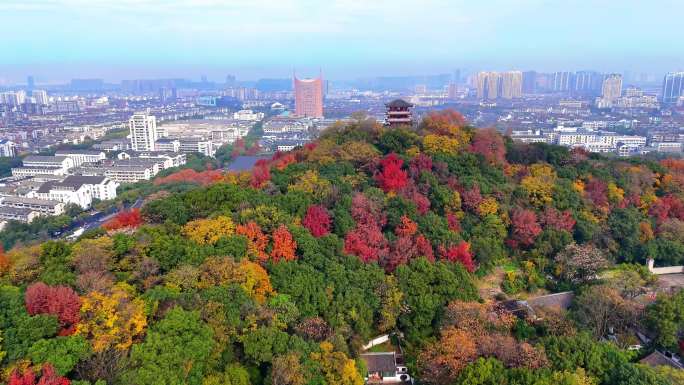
294 72 324 118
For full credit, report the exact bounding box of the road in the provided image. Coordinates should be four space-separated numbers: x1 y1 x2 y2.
60 197 144 239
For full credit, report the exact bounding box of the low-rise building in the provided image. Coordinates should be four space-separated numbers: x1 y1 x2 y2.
0 196 65 215
55 149 106 167
0 206 40 223
179 137 215 156
93 139 131 152
11 166 66 178
154 138 181 152
233 109 265 121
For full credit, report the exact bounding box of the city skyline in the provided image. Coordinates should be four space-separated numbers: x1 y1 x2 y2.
1 0 684 83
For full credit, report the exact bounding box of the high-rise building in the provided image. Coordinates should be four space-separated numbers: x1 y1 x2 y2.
129 113 158 151
27 76 35 91
294 73 324 118
552 72 573 92
447 83 458 99
522 71 537 94
476 72 500 100
662 72 684 104
601 74 623 103
32 90 48 105
500 71 523 99
574 71 602 95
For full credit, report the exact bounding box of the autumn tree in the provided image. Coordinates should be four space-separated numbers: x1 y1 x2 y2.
25 282 80 335
310 342 364 385
182 215 235 245
584 178 609 209
540 207 576 232
382 216 434 272
439 242 475 272
470 128 506 165
344 193 389 263
8 364 70 385
270 224 297 262
102 208 143 231
271 353 306 385
419 327 478 384
375 153 409 192
251 159 271 188
509 208 542 248
235 221 269 261
302 205 331 237
76 284 147 352
520 163 556 207
154 168 224 186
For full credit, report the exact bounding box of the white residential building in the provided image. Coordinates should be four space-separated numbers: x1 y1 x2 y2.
0 139 16 157
104 165 156 183
32 175 119 209
55 150 106 167
233 109 265 121
129 113 158 151
32 90 49 105
12 156 74 177
0 207 40 223
179 137 215 156
154 138 181 152
0 196 65 216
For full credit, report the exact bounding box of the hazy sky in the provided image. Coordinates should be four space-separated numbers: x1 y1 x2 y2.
1 0 682 83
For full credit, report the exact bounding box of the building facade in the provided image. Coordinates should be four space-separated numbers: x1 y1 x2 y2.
662 72 684 104
129 113 158 151
294 74 324 118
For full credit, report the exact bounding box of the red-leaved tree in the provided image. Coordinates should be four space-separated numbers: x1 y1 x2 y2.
250 159 271 188
439 241 475 272
584 178 608 209
470 128 506 165
649 194 684 224
302 205 331 237
540 207 576 232
9 364 69 385
409 153 433 178
344 193 389 263
25 282 81 335
375 153 408 192
154 169 224 186
102 208 143 231
382 216 434 272
509 208 542 248
270 225 297 262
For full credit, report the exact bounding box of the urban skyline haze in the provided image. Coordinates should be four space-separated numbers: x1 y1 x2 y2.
1 0 683 83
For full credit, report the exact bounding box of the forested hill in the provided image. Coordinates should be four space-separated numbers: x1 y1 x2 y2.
1 110 684 385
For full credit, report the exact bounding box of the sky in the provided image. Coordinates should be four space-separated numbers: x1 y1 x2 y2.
0 0 683 84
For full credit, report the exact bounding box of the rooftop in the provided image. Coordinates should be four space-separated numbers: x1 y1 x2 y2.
2 195 62 207
385 99 413 108
361 352 397 373
640 351 684 369
23 155 69 163
55 149 105 155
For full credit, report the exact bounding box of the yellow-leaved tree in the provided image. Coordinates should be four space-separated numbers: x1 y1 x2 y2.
310 342 364 385
182 216 235 245
77 283 147 352
521 163 557 207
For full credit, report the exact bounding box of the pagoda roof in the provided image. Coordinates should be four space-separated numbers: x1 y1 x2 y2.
385 99 413 108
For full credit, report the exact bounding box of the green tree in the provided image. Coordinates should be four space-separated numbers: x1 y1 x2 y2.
126 307 215 385
28 335 91 375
